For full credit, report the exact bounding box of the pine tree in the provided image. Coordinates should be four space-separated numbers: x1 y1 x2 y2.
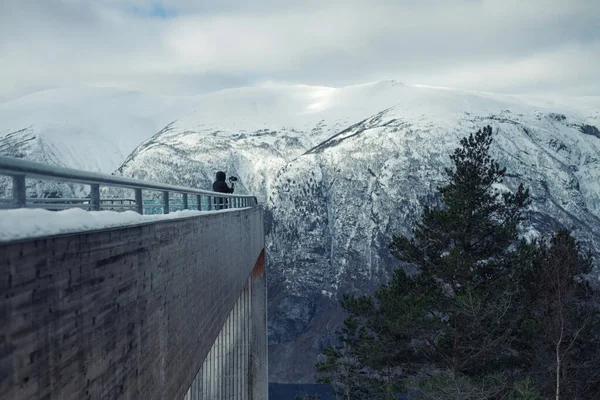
317 126 532 398
315 313 373 400
388 125 531 377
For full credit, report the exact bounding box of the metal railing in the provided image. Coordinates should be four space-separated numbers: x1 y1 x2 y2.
0 155 257 214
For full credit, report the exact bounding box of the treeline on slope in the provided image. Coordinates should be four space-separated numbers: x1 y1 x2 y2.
315 126 600 400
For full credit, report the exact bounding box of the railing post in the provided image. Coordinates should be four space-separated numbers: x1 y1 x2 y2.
183 193 189 210
197 195 202 211
135 188 143 215
90 184 100 211
208 196 212 210
163 191 170 214
12 175 26 208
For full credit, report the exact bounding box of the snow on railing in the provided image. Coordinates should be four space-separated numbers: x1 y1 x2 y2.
0 155 257 214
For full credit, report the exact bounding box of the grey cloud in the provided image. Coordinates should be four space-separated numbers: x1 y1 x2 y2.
0 0 598 101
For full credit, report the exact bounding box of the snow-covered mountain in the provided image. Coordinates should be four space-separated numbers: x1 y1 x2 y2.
113 83 600 382
2 82 600 382
0 82 411 197
112 81 428 201
270 88 600 297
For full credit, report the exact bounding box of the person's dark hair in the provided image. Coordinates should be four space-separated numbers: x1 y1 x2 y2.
216 171 226 181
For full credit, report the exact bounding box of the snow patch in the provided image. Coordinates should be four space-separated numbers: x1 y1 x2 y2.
492 182 512 193
0 208 247 242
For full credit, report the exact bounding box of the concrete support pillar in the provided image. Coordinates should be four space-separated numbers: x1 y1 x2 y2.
241 284 248 398
249 249 267 400
183 248 267 400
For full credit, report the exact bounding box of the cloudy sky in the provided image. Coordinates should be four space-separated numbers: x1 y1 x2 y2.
0 0 598 102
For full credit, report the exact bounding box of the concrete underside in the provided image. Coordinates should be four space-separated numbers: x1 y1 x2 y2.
0 207 265 400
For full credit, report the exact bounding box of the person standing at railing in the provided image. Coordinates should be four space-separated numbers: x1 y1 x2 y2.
212 171 234 209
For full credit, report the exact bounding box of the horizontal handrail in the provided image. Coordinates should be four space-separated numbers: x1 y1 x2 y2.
0 156 253 199
23 198 136 203
0 203 137 210
0 155 257 213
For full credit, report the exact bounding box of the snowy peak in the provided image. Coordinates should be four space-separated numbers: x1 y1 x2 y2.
0 82 439 174
113 83 472 201
109 83 600 299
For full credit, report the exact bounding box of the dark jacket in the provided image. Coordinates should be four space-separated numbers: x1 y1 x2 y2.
213 172 234 194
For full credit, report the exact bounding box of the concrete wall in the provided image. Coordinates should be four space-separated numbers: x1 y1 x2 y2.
183 248 267 400
0 207 265 400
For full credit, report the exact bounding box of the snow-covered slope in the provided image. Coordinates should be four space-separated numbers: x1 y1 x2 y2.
113 83 600 382
113 81 424 201
0 81 418 198
0 87 197 198
269 88 600 298
0 87 191 172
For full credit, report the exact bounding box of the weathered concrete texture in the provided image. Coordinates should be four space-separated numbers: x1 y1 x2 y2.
183 248 268 400
185 278 252 399
250 249 268 399
0 207 265 400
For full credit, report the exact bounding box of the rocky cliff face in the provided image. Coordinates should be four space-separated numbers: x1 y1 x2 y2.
265 98 600 381
2 82 599 382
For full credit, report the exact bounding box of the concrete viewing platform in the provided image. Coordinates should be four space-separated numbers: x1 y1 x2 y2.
0 156 268 399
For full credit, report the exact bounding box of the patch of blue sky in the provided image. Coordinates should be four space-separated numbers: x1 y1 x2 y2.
130 3 178 19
